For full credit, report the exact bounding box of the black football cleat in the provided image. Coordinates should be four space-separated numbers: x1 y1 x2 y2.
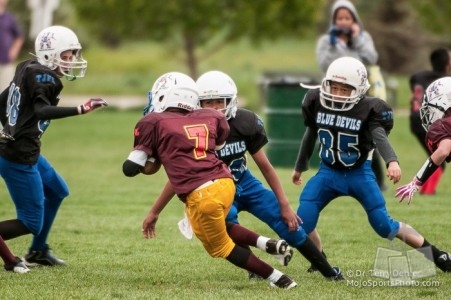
23 245 66 267
436 252 451 272
269 274 297 289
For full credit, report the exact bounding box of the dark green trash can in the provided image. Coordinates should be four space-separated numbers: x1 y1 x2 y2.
261 73 320 168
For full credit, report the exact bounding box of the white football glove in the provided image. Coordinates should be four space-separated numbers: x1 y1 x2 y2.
395 177 422 205
79 98 108 114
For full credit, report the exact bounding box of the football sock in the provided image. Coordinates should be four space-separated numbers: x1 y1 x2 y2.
422 239 443 262
226 245 273 279
0 235 16 264
31 195 63 250
226 222 259 247
0 219 30 240
267 269 284 283
297 237 336 277
256 237 270 252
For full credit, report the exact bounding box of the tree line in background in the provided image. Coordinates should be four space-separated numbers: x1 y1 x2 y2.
9 0 451 78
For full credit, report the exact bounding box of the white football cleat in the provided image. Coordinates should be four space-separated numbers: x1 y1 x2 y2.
274 246 293 266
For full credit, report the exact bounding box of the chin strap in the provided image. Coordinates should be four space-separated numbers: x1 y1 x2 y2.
65 75 77 81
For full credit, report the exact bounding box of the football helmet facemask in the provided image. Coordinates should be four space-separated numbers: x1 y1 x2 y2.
320 57 370 111
196 70 238 119
145 72 198 114
420 77 451 131
34 26 87 80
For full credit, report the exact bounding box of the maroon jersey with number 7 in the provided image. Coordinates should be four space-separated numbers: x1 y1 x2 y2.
132 108 232 199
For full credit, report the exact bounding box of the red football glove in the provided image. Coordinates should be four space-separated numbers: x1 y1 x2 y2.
395 177 422 205
79 98 108 114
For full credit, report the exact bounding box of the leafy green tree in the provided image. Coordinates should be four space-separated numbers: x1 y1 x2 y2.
69 0 322 78
358 0 451 73
8 0 451 76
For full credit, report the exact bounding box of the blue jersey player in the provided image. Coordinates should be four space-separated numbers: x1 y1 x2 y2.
292 56 451 273
0 26 107 269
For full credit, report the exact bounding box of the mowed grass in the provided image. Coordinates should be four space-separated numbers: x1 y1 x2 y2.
0 108 450 299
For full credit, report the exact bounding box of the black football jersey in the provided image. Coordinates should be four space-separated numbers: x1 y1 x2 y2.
302 89 394 169
425 117 451 163
216 108 267 181
0 59 63 164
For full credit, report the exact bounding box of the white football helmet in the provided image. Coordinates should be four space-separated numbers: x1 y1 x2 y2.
145 72 198 114
34 26 87 80
196 70 238 119
420 77 451 131
320 57 370 111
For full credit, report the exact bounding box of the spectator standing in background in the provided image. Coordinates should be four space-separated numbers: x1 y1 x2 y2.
408 47 451 195
316 0 377 74
0 0 24 91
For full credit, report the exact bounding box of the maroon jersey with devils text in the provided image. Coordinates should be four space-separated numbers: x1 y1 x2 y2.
133 108 232 199
425 117 451 163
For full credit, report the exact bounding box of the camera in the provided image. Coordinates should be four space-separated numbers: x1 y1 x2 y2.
329 25 352 37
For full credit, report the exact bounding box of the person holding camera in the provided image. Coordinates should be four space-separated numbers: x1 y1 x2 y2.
316 0 378 74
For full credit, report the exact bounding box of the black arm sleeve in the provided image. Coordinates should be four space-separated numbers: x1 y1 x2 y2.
294 127 318 172
371 126 398 167
34 95 79 120
416 157 439 184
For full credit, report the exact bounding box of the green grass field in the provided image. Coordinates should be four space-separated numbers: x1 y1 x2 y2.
1 108 450 300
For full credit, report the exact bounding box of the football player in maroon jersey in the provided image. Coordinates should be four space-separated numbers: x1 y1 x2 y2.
397 76 451 207
407 48 451 194
123 72 297 289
